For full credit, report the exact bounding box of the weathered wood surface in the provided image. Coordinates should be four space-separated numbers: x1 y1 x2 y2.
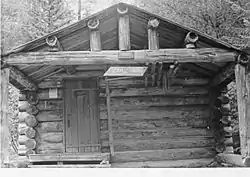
28 164 111 168
211 63 235 86
36 110 63 122
100 106 210 120
102 137 214 151
112 158 214 168
19 135 29 145
113 148 215 162
18 101 39 115
37 89 63 100
25 139 37 149
35 121 63 133
101 128 212 140
5 48 237 65
235 64 250 157
37 100 63 111
18 112 33 123
38 77 209 89
216 153 244 167
19 122 28 135
29 153 110 162
100 96 209 110
36 142 64 154
148 19 159 50
9 66 37 91
25 114 38 127
36 132 63 143
37 87 208 100
118 5 130 50
26 127 37 139
88 19 102 51
99 78 209 88
0 68 9 167
100 87 208 97
100 118 209 131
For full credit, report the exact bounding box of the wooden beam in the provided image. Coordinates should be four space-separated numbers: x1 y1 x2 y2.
117 4 130 51
105 78 114 156
211 63 235 86
88 18 101 51
46 36 64 52
148 18 159 50
235 63 250 158
8 67 37 91
0 68 10 167
5 48 237 65
216 153 244 167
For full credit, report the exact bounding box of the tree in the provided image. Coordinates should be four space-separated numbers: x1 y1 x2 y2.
134 0 250 48
27 0 75 39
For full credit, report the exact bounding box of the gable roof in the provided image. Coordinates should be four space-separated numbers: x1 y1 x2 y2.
2 2 249 90
3 2 243 56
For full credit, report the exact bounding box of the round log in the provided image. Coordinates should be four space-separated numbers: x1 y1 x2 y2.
25 115 38 127
19 135 29 145
224 137 233 146
19 101 30 112
220 116 231 125
224 146 234 154
19 93 27 101
39 132 63 143
148 18 160 29
26 127 37 139
87 18 100 30
25 149 36 157
243 157 250 167
18 112 31 123
224 126 234 133
46 36 58 47
220 106 230 116
25 139 37 150
19 122 28 135
215 143 226 153
26 105 39 115
184 32 198 49
217 95 230 104
117 3 128 15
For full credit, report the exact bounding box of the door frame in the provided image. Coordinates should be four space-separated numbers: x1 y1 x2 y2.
63 77 100 153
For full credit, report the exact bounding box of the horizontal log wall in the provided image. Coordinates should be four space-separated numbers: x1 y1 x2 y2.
31 67 215 167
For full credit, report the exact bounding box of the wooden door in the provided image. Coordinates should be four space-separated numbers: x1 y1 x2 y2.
64 79 100 153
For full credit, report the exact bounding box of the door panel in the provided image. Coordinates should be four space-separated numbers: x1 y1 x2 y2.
64 79 100 153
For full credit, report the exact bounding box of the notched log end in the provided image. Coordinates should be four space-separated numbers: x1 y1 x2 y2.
184 32 199 49
117 4 128 15
236 53 249 66
148 18 160 29
87 18 100 30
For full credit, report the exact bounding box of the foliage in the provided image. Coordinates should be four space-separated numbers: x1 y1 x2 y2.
134 0 250 48
26 0 75 39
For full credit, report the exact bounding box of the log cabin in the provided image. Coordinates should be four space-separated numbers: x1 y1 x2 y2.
1 3 250 168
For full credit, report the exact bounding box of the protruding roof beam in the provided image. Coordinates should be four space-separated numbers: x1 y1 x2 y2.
88 18 101 51
211 54 249 86
4 48 237 65
148 18 159 50
117 4 130 51
9 67 38 91
184 32 199 49
46 36 64 52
